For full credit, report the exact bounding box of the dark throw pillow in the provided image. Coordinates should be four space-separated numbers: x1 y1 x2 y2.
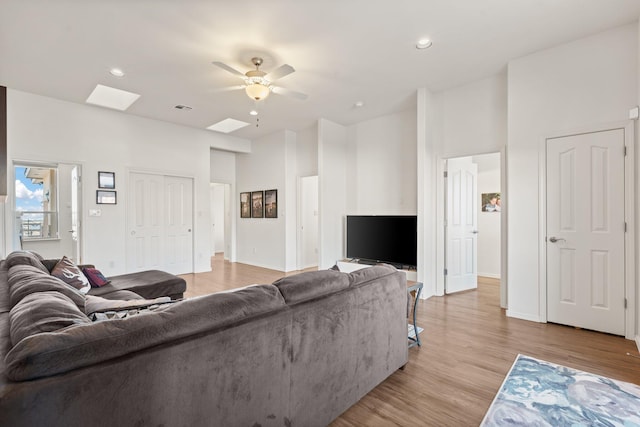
50 256 91 294
82 267 110 287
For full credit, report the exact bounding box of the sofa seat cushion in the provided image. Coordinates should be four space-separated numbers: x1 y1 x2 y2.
84 295 172 316
88 270 186 300
4 284 286 381
9 291 91 346
273 270 350 304
8 264 86 311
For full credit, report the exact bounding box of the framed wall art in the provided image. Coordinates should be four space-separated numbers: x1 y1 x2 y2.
481 192 501 212
96 190 117 205
251 191 264 218
240 192 251 218
98 171 115 189
264 189 277 218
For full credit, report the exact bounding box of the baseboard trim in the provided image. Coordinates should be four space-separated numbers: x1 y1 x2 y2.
506 310 541 323
635 336 640 353
478 273 501 279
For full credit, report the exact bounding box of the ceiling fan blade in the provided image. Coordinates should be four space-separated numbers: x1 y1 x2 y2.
265 64 295 81
272 86 308 100
212 61 246 78
210 85 246 93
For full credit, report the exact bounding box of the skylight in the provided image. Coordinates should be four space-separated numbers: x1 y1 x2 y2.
207 118 250 133
86 84 140 111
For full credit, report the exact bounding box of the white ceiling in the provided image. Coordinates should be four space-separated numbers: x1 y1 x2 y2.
1 0 639 140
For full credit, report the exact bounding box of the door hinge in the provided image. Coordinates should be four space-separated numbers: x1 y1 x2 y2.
624 298 627 309
444 268 448 276
443 171 448 178
624 146 627 156
625 222 627 232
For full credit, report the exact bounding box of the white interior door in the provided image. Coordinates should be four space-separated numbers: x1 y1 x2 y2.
165 176 193 275
127 172 164 271
546 129 625 335
445 157 478 294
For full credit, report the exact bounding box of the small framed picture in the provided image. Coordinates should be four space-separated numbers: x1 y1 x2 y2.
251 191 264 218
98 171 115 189
96 190 117 205
481 192 501 212
264 189 277 218
240 192 251 218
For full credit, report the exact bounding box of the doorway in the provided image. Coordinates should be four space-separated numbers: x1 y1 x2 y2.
298 175 319 270
14 161 82 262
443 153 503 299
210 182 232 261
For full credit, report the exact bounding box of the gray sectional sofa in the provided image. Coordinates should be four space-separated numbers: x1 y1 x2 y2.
0 250 408 427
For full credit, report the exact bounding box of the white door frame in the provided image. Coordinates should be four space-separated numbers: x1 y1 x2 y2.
538 121 635 340
435 149 507 307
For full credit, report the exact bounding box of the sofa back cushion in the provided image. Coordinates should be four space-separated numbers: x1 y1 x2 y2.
5 251 48 273
347 264 398 287
8 264 86 311
9 291 91 346
4 284 286 381
273 270 350 304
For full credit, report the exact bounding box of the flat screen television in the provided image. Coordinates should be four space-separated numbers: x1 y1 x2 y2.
346 215 417 268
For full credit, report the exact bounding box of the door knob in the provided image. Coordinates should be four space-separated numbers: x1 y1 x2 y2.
548 236 565 243
472 230 479 234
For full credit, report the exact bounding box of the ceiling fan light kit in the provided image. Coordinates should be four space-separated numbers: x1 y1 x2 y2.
213 56 307 102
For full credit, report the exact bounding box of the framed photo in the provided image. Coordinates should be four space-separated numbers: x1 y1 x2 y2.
264 189 277 218
251 191 264 218
96 190 117 205
98 171 115 189
481 192 501 212
240 192 251 218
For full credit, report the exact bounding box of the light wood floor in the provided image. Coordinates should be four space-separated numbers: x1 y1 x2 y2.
180 256 640 426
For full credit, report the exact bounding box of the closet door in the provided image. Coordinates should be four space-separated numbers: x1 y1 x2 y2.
127 172 194 274
127 172 164 271
165 175 193 275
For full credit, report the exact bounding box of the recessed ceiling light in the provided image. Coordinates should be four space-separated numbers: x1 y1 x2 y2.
109 68 125 77
354 101 365 108
416 38 432 49
207 118 250 133
249 110 258 116
86 84 140 111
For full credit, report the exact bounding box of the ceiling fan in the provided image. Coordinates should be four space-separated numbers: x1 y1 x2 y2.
212 57 308 101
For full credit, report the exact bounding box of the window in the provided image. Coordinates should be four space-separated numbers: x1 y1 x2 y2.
15 165 59 240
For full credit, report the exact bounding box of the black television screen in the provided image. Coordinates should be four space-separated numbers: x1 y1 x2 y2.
346 215 417 267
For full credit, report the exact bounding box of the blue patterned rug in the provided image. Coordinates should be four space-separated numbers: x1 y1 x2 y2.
481 354 640 426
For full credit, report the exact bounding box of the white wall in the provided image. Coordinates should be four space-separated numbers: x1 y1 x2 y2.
346 109 417 214
296 124 318 177
507 23 637 322
235 130 297 271
5 89 250 274
437 72 508 158
474 153 501 278
318 119 348 269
